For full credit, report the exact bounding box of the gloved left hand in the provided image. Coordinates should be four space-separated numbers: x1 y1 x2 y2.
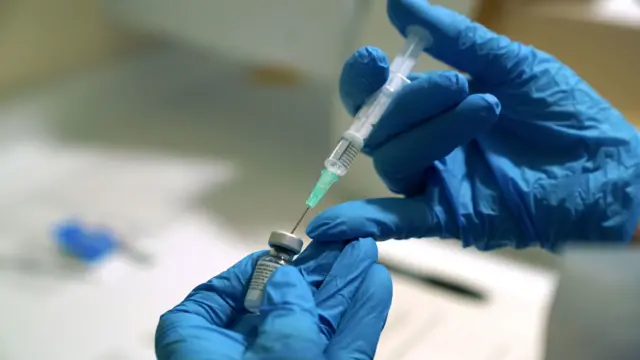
307 0 640 251
155 238 392 360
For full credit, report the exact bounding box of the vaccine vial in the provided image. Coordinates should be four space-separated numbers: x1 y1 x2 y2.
244 230 303 314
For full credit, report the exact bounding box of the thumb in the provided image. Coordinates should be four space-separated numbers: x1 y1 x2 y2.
244 266 323 360
307 197 449 242
387 0 530 84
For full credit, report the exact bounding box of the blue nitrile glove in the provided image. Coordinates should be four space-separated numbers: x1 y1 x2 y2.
308 0 640 251
155 238 392 360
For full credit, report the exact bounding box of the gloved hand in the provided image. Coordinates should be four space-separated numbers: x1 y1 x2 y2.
155 238 392 360
308 0 640 251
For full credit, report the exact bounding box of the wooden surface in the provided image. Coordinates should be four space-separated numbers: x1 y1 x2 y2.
471 0 640 126
0 0 144 98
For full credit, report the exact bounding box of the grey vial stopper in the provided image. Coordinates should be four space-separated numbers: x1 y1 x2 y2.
268 231 303 254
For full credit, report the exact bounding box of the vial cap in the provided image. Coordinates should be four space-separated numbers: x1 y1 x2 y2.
268 231 303 254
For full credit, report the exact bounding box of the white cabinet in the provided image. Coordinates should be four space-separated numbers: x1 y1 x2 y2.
105 0 370 81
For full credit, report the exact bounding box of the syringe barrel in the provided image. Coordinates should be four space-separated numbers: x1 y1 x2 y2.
343 26 431 145
389 26 431 76
323 70 409 176
343 73 409 143
324 138 360 176
324 26 431 177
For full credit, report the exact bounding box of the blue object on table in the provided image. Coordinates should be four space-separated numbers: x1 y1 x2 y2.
53 220 118 263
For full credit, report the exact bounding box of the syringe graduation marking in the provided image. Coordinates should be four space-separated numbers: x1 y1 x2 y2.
339 142 360 168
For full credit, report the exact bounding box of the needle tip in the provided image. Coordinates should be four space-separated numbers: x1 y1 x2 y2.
291 206 311 234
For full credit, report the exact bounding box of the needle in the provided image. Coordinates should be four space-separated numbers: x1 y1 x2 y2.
291 206 310 234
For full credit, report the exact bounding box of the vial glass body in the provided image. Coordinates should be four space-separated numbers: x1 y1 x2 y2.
244 248 294 313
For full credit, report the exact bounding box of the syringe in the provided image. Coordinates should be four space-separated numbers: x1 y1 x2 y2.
303 26 432 210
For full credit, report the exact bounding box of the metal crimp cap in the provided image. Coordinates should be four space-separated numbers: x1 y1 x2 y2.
268 231 303 254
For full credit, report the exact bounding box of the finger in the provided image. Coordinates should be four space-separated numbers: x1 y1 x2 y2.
230 243 345 335
339 46 389 116
364 70 469 154
244 266 324 360
307 197 443 242
373 93 500 196
156 320 245 360
164 251 265 326
387 0 531 84
232 242 366 344
325 264 393 360
314 238 379 340
294 241 347 293
156 251 266 359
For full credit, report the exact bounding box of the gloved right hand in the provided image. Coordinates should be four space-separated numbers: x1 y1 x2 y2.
308 0 640 251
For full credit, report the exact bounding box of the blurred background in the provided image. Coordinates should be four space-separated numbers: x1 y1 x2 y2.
0 0 638 359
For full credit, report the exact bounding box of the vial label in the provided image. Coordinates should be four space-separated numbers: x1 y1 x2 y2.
248 259 282 293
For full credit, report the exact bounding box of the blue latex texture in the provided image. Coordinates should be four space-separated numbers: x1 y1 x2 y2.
155 238 392 360
308 0 640 251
